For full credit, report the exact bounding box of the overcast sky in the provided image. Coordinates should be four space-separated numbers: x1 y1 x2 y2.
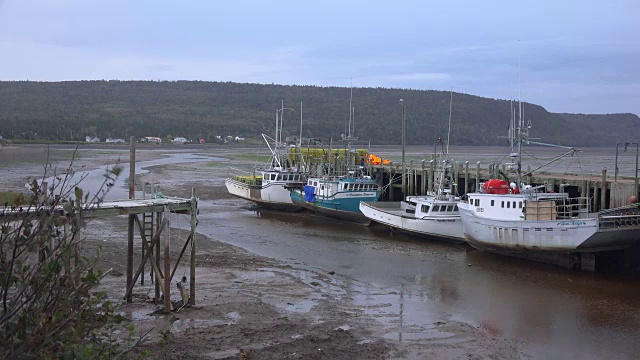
0 0 638 115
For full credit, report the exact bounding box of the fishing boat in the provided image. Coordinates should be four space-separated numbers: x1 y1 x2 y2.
225 101 307 211
289 86 381 222
359 159 464 242
360 194 464 242
290 169 381 223
458 100 640 262
360 91 464 242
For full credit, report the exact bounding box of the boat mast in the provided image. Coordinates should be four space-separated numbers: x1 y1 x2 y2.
447 88 453 156
280 99 284 146
517 42 523 188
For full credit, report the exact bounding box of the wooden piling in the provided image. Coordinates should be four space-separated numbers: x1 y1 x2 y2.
155 209 162 303
421 160 426 195
126 136 135 303
428 160 434 194
190 188 197 305
163 206 172 313
601 168 608 210
464 161 469 197
475 162 480 192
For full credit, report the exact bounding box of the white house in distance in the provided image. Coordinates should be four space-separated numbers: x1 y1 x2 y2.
172 137 189 144
105 138 125 144
85 136 101 143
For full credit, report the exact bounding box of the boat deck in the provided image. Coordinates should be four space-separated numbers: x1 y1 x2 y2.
362 201 417 218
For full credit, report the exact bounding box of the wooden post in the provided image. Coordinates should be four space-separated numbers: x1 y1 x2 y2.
141 184 146 286
163 207 172 313
464 161 469 197
593 182 599 212
601 168 607 211
428 160 434 194
527 165 532 184
409 160 414 196
421 160 426 195
126 136 135 303
476 162 480 192
155 210 162 303
190 188 197 305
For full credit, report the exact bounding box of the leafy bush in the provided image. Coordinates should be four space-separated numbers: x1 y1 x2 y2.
0 155 145 359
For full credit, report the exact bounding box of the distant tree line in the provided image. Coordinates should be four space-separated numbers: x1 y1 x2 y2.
0 80 638 147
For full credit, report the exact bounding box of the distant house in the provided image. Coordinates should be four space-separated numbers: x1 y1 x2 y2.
105 138 125 144
234 136 245 142
172 137 188 144
199 138 205 144
85 136 101 143
142 136 162 144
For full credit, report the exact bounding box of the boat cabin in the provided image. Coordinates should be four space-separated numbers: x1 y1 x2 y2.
306 177 379 198
414 200 460 218
262 171 305 184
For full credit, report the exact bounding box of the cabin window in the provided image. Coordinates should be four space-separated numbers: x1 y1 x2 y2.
314 181 318 187
321 185 325 190
491 200 495 206
271 174 276 180
453 205 459 211
421 205 430 213
308 180 312 185
432 205 440 212
512 201 516 209
501 201 504 208
507 202 510 208
474 199 480 207
519 201 523 209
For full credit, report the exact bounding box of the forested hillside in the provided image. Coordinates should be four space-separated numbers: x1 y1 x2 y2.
0 80 638 146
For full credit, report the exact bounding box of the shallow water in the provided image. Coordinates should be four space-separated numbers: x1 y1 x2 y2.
41 152 227 201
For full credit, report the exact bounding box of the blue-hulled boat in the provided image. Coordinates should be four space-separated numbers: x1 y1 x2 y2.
290 170 381 223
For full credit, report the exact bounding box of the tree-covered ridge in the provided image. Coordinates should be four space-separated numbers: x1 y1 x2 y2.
0 80 638 146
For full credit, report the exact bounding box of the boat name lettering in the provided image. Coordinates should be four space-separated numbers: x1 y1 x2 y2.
556 221 586 226
345 192 376 197
476 207 484 212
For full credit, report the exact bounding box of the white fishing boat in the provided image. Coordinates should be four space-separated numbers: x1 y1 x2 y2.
359 91 465 242
458 100 640 259
360 145 464 242
225 101 307 211
360 193 464 242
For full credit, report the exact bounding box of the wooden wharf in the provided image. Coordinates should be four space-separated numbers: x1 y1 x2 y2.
365 159 640 211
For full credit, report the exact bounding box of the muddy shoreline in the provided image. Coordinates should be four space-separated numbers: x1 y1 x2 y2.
0 145 526 359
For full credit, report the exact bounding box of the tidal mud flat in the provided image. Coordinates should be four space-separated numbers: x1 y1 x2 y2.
3 143 640 359
0 144 526 359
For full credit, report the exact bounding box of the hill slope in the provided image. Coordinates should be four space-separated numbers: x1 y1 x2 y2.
0 80 637 146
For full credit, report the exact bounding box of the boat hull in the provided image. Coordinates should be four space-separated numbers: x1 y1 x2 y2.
225 178 302 211
458 203 638 253
360 201 464 243
290 189 376 223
